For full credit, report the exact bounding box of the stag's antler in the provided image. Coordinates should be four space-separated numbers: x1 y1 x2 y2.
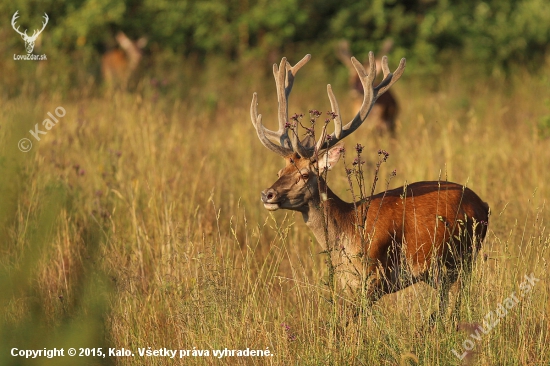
320 52 405 153
251 53 405 158
251 54 311 157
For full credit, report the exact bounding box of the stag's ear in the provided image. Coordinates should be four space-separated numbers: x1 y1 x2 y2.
137 37 148 49
317 143 344 174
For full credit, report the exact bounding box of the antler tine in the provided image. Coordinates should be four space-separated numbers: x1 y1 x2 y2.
355 52 377 121
375 57 406 95
315 52 406 152
269 54 311 134
268 57 290 145
288 54 311 78
267 55 312 154
380 55 391 78
283 54 315 158
327 84 342 139
323 53 376 146
250 92 293 156
251 55 311 156
303 83 344 157
314 122 329 155
250 57 291 149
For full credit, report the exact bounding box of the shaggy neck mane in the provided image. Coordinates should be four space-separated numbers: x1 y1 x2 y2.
301 179 358 246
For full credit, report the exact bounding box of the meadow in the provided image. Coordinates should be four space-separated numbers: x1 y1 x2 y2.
1 54 549 365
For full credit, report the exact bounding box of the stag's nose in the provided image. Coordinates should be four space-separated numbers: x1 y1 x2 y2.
261 188 278 203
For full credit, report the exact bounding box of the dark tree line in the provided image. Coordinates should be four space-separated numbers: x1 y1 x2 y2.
3 0 550 71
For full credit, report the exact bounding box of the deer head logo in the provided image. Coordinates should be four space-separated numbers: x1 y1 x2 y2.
11 11 49 54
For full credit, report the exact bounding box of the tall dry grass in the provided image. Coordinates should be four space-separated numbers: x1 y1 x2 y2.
1 56 549 365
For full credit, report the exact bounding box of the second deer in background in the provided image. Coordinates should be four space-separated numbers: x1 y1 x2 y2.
101 32 147 91
336 39 399 135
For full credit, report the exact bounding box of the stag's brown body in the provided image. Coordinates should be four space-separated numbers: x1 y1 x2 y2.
101 32 147 91
305 176 488 297
251 53 489 322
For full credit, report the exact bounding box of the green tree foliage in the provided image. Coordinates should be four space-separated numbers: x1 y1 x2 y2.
2 0 550 70
329 0 550 71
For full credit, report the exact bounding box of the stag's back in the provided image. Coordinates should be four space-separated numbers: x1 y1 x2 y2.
364 181 489 276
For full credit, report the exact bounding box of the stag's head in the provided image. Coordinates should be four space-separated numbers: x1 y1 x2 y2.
251 53 405 212
12 11 49 54
261 146 344 212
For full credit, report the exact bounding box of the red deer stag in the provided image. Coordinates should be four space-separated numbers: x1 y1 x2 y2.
336 40 399 135
101 32 147 91
250 53 489 323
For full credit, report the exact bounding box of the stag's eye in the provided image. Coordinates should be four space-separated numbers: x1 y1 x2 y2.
301 173 309 181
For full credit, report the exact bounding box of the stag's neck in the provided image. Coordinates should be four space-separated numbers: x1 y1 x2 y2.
301 182 356 246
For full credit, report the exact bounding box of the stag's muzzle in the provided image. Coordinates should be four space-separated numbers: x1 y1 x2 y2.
261 188 280 211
